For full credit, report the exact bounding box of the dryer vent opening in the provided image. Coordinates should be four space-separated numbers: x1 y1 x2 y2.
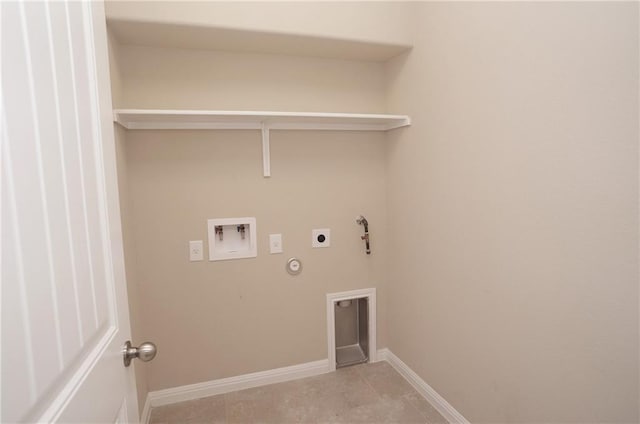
334 297 369 368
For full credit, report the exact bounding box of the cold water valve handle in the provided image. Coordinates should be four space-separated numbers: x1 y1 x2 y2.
356 215 371 255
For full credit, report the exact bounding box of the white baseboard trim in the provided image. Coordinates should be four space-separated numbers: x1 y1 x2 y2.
140 358 330 423
140 351 467 424
378 348 470 424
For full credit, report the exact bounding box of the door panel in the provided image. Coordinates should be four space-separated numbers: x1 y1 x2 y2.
1 1 138 422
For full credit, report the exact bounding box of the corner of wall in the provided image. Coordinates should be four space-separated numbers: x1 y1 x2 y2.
113 124 149 418
106 28 123 108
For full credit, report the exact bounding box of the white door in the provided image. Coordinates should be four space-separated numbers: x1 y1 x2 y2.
2 0 140 422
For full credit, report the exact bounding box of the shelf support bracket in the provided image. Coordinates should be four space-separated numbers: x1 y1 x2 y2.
261 123 271 178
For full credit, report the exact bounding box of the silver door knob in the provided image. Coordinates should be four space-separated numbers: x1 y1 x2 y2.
123 340 157 367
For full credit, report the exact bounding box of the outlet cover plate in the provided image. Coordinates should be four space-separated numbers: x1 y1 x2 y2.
269 234 283 254
189 240 204 261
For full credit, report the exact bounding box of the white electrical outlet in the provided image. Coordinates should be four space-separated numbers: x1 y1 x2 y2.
189 240 204 261
269 234 283 254
312 229 330 248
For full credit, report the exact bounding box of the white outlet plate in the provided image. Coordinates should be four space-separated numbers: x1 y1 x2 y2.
312 229 331 248
269 234 283 254
189 240 204 261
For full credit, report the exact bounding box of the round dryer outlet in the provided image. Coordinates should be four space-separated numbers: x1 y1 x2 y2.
312 229 331 248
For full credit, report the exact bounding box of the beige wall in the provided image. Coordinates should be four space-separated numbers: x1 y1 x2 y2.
123 129 388 390
105 1 413 47
107 30 122 108
111 3 639 421
114 125 148 415
109 33 149 417
117 45 386 112
385 2 639 422
115 44 389 391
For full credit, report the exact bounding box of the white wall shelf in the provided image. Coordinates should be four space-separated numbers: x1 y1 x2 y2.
113 109 411 177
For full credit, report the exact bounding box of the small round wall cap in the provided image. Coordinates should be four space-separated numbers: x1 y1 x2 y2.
286 257 303 275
